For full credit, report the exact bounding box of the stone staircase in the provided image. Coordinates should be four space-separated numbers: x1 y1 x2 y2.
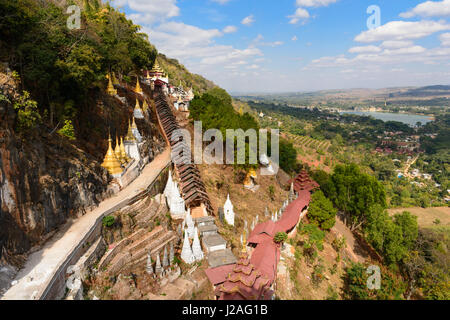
106 226 177 275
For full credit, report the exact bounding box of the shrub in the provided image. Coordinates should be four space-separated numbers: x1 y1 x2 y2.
274 232 288 244
57 120 76 140
13 90 41 132
102 215 115 228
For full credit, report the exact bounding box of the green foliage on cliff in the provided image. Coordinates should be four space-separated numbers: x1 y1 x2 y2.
13 90 42 132
57 120 76 140
324 163 387 231
308 191 337 230
343 262 407 300
0 0 158 129
189 89 298 172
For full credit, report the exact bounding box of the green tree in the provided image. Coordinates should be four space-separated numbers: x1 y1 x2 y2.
308 191 337 230
326 164 386 231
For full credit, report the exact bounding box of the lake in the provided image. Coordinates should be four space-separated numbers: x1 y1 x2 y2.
339 111 433 127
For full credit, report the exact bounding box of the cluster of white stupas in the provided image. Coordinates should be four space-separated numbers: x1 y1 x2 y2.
146 242 175 277
180 209 204 264
163 170 186 218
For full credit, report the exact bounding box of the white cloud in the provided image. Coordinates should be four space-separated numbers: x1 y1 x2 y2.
124 0 180 24
241 15 255 26
381 40 414 49
354 20 450 42
223 25 237 33
400 0 450 18
440 33 450 46
250 34 284 47
348 45 382 53
288 8 310 24
292 35 298 41
296 0 338 7
246 64 260 70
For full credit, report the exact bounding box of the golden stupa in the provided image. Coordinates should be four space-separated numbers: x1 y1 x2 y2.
112 72 119 85
134 98 142 112
120 137 130 163
239 107 244 116
114 136 127 166
125 119 136 142
151 60 163 74
131 115 138 130
106 74 117 96
146 70 151 80
134 78 143 94
241 230 247 254
101 134 123 176
142 100 149 113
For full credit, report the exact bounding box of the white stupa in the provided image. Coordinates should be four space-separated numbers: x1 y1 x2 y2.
223 194 235 226
133 98 144 119
192 227 204 261
185 208 195 239
180 229 195 264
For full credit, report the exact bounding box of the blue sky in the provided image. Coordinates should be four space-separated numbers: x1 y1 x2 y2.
112 0 450 93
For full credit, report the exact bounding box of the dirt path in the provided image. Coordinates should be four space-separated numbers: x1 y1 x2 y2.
403 155 419 177
331 216 368 263
1 149 171 300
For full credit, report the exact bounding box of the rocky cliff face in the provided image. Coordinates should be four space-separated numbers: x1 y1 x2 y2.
0 72 109 267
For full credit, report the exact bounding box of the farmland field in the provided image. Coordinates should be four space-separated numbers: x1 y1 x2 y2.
388 206 450 229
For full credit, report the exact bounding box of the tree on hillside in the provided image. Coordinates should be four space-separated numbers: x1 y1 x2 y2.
364 207 419 265
326 163 386 231
308 191 337 230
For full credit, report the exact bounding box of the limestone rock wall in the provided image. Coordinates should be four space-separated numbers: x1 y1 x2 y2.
0 74 110 267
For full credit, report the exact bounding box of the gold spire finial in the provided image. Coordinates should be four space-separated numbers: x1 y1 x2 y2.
142 99 148 113
241 230 247 254
106 74 117 96
135 98 141 111
125 118 136 141
101 134 123 175
112 72 119 85
135 78 142 94
131 115 137 130
114 135 126 165
120 136 130 163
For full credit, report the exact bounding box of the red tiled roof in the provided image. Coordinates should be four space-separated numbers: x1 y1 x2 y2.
205 264 235 286
250 240 280 284
274 190 311 234
248 221 277 244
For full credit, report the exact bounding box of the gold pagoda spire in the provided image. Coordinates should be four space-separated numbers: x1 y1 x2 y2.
106 74 117 96
142 99 149 113
120 137 130 163
134 78 143 94
241 230 247 254
134 98 141 112
114 135 126 165
112 72 119 85
146 70 151 79
125 119 136 141
101 134 123 176
151 60 163 73
131 115 138 130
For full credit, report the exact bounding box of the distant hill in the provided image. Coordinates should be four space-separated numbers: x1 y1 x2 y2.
392 85 450 98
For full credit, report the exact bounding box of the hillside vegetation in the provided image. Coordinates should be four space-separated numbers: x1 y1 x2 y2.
157 54 216 94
